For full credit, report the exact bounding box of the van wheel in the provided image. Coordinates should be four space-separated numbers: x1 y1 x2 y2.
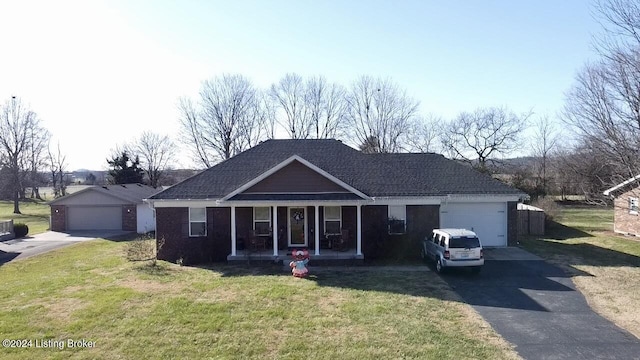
435 258 444 274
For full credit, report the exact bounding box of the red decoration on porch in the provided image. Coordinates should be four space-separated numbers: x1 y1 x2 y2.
289 249 310 278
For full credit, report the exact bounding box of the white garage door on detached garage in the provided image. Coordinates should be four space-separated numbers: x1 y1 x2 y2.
67 206 122 230
440 202 507 247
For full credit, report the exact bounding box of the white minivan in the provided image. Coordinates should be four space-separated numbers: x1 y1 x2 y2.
421 228 484 273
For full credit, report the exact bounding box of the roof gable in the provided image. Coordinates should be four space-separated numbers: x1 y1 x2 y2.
223 155 369 200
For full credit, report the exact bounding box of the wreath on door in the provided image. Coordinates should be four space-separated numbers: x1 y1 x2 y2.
293 210 304 223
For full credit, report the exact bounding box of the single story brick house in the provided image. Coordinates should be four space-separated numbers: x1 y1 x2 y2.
604 175 640 236
50 184 158 233
147 139 526 264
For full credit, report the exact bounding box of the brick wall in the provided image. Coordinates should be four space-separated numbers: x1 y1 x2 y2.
157 207 233 264
614 188 640 236
50 205 66 231
122 205 137 231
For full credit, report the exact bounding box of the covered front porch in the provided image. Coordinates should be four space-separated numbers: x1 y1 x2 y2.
227 248 363 262
227 203 364 260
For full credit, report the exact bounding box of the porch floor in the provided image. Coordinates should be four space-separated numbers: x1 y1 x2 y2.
227 248 363 262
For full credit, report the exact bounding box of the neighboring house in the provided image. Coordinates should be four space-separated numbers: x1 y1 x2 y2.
603 175 640 236
50 184 159 233
147 139 526 264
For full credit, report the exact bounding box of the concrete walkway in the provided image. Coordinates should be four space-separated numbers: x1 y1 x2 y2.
0 230 130 264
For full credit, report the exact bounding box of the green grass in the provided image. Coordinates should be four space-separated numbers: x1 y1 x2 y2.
0 240 517 360
0 200 50 235
519 204 640 338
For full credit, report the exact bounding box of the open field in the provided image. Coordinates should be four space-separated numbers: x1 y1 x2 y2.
0 201 50 235
520 205 640 338
0 239 518 360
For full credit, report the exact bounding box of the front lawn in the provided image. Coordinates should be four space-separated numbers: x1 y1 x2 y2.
0 240 518 359
0 200 50 235
520 205 640 338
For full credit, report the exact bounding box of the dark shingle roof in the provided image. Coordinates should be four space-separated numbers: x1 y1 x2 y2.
151 139 523 200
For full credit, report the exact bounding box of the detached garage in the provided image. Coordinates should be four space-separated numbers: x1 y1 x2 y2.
49 184 159 233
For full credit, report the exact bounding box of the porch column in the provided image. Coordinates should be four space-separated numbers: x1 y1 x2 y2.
231 206 236 256
272 206 278 256
356 204 362 256
314 205 320 255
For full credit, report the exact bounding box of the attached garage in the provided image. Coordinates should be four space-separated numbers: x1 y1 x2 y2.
440 202 507 247
49 184 159 233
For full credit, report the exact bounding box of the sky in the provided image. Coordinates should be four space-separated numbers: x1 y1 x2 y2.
0 0 603 171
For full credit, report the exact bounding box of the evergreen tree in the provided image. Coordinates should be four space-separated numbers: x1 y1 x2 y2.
107 151 144 184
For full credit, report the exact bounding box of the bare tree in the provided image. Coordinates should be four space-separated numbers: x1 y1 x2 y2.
305 76 347 139
345 75 420 153
441 107 531 173
531 116 559 195
48 142 68 198
404 115 442 153
27 126 51 200
0 96 46 213
179 74 267 168
270 73 312 139
128 131 175 188
563 0 640 190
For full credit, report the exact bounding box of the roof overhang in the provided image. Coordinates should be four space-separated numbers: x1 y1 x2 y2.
48 186 138 205
220 155 371 201
603 174 640 197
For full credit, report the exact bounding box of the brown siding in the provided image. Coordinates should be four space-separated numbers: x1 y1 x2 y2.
156 207 226 264
122 205 137 231
51 205 66 231
243 160 347 193
507 201 518 245
614 188 640 236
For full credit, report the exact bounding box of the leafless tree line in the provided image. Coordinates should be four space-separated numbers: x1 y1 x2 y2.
561 0 640 200
178 73 535 169
0 96 69 213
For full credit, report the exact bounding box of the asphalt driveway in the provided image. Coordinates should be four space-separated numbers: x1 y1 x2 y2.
442 248 640 359
0 230 130 265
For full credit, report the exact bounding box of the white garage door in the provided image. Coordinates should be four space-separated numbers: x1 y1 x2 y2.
67 206 122 230
440 202 507 247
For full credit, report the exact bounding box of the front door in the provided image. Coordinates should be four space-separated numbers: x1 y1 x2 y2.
288 207 307 247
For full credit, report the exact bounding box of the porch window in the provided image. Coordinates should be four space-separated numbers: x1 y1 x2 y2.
189 208 206 237
630 197 639 215
253 207 271 235
324 206 341 235
388 205 406 235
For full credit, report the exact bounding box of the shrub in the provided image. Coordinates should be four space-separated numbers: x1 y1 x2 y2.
532 196 561 222
14 223 29 238
126 238 156 261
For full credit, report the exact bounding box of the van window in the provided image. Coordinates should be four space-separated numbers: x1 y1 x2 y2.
449 237 481 249
439 235 445 247
432 233 438 243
